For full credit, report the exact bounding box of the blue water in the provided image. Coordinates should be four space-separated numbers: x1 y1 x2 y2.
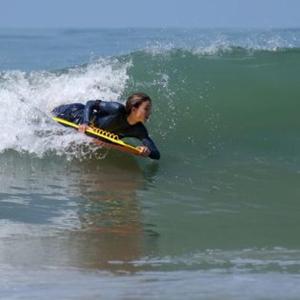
1 28 300 300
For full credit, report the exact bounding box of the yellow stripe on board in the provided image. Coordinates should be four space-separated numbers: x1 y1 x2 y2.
52 117 141 155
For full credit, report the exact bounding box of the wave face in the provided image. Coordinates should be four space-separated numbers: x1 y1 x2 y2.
125 48 300 161
0 28 299 161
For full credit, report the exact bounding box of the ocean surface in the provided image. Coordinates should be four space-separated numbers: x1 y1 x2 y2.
0 28 300 299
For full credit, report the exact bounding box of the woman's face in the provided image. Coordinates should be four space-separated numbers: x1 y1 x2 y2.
132 101 152 123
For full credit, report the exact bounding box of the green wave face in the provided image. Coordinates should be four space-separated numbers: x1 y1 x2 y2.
123 48 300 160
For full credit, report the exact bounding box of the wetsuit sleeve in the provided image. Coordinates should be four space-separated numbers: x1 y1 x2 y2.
133 124 160 160
142 136 161 160
82 100 101 124
83 100 125 124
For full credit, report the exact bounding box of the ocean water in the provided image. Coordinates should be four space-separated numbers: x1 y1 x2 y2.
0 28 300 299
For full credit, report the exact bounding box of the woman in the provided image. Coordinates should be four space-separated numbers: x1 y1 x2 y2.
52 93 160 160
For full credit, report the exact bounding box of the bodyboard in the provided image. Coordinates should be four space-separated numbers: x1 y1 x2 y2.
52 116 142 156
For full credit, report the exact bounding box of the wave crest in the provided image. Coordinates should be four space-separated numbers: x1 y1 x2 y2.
0 58 130 157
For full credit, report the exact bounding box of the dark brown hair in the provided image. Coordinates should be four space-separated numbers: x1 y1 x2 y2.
125 92 152 115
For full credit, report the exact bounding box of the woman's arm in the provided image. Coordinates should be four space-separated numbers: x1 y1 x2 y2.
83 100 125 123
80 100 125 132
132 124 160 160
78 100 100 132
141 136 160 160
82 100 101 125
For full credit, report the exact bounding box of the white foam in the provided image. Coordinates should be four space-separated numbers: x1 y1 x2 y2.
0 58 130 158
1 266 300 300
144 29 300 56
113 247 300 272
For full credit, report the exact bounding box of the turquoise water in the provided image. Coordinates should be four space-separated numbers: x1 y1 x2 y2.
0 28 300 299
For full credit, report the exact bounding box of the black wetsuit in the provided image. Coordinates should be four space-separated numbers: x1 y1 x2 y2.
52 100 160 160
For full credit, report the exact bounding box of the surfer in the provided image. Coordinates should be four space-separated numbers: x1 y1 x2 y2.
52 93 160 160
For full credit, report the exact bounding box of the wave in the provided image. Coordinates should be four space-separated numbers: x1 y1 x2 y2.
110 247 300 272
0 47 299 160
146 43 300 57
141 28 300 55
125 48 300 159
0 58 130 158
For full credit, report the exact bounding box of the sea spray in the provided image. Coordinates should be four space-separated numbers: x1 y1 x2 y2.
0 58 130 158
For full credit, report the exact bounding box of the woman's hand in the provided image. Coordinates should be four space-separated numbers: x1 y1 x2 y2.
137 146 151 157
78 124 89 133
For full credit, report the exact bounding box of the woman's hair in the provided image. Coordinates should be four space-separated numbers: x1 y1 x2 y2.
125 92 152 114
